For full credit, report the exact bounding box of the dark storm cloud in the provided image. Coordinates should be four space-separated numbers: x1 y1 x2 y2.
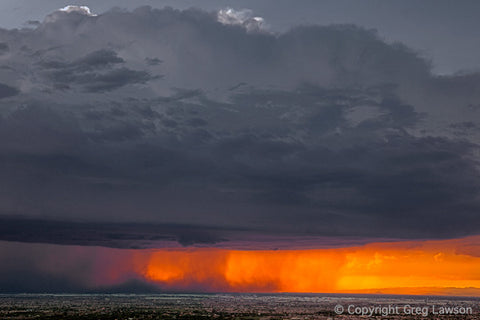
0 240 158 293
40 49 125 71
0 6 479 248
39 49 156 92
0 43 8 55
145 57 163 66
0 83 19 98
0 216 229 248
80 68 155 92
3 0 480 75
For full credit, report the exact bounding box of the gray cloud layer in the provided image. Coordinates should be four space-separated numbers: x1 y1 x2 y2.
2 0 480 75
0 6 480 248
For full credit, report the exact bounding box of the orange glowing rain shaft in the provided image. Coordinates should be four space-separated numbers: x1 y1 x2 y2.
140 236 480 295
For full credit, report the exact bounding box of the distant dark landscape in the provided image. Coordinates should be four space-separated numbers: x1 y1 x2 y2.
1 294 478 320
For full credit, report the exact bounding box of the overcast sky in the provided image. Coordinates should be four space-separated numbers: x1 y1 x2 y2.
0 2 479 252
1 0 480 75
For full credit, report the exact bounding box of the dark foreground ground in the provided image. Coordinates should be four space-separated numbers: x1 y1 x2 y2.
0 293 478 320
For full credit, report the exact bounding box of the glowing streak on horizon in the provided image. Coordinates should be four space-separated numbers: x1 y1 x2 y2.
141 236 480 295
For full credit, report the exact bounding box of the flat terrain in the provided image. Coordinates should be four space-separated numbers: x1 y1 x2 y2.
0 293 478 319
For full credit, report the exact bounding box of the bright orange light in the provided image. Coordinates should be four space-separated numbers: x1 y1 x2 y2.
140 236 480 295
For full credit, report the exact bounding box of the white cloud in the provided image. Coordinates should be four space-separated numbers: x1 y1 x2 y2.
59 5 97 17
217 8 265 32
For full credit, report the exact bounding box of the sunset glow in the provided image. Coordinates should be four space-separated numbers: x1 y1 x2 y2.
1 236 480 295
140 236 480 295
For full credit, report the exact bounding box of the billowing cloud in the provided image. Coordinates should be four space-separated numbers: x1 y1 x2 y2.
0 6 479 248
217 8 266 32
59 5 97 16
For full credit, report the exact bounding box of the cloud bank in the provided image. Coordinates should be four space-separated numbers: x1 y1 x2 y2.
0 6 479 248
